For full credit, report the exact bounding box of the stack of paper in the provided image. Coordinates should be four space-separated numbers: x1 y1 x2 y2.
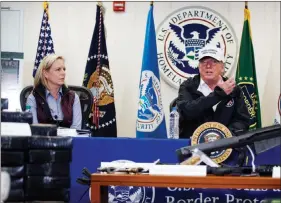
272 166 280 178
149 165 207 176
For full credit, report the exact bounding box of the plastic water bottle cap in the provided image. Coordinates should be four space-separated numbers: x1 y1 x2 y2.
26 105 31 110
172 107 177 111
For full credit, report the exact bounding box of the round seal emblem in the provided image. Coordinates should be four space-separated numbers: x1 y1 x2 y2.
137 70 165 132
191 122 233 163
96 160 155 203
226 98 235 107
156 6 238 89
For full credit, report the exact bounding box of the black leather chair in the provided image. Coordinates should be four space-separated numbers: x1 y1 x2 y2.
20 86 33 111
1 98 9 110
20 85 93 129
169 97 178 112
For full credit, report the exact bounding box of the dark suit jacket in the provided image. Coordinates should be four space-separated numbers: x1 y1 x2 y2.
176 75 250 139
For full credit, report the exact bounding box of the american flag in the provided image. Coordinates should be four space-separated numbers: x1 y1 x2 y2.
32 2 55 77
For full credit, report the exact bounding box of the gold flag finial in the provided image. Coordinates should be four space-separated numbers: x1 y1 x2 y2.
244 1 250 22
43 1 49 18
244 1 251 38
43 1 48 10
97 1 105 15
97 1 103 7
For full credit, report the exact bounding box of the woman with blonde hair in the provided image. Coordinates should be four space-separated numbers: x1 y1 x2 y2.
26 54 82 129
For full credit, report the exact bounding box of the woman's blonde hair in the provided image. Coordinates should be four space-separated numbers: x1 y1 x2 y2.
34 54 65 88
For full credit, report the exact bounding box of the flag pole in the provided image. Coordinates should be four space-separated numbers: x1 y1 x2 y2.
150 1 153 6
245 1 248 9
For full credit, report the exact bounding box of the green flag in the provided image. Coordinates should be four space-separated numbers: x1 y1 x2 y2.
235 4 262 129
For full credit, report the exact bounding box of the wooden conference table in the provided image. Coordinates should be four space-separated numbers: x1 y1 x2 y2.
90 173 281 203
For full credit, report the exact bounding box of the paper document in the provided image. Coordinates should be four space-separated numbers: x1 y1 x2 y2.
1 122 31 136
57 128 78 137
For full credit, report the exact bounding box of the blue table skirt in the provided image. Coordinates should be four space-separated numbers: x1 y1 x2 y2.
70 137 281 203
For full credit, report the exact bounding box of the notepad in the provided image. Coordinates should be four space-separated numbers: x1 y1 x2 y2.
57 127 77 137
1 122 31 136
272 166 280 178
149 165 207 176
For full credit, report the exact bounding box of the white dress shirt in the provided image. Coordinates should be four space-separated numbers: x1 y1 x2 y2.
197 78 222 111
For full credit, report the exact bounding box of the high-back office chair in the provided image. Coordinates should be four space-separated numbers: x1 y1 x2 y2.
20 85 93 129
20 86 33 111
169 97 178 112
1 98 9 110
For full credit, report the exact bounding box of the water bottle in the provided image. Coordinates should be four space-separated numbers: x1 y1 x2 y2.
24 105 33 124
169 107 179 139
25 105 31 112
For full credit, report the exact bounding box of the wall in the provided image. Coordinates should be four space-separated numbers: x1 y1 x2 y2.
1 1 280 137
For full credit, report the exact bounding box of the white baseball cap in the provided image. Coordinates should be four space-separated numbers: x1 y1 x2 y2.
198 45 225 62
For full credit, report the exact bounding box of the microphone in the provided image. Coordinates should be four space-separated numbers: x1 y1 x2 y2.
54 115 59 127
76 167 92 186
76 168 93 203
82 167 91 178
76 177 90 186
54 115 62 127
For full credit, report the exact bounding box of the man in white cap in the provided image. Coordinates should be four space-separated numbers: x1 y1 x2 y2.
176 45 250 138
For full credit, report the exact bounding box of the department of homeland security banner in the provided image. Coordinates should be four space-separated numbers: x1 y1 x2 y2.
136 3 167 138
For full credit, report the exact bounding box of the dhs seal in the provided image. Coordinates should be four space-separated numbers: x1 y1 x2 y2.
191 122 233 163
108 186 155 203
137 70 165 132
156 6 238 89
108 160 155 203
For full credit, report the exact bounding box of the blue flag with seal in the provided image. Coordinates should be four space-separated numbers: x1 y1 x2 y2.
136 3 167 138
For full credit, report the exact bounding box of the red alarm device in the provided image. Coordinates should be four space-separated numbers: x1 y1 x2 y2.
113 1 125 12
